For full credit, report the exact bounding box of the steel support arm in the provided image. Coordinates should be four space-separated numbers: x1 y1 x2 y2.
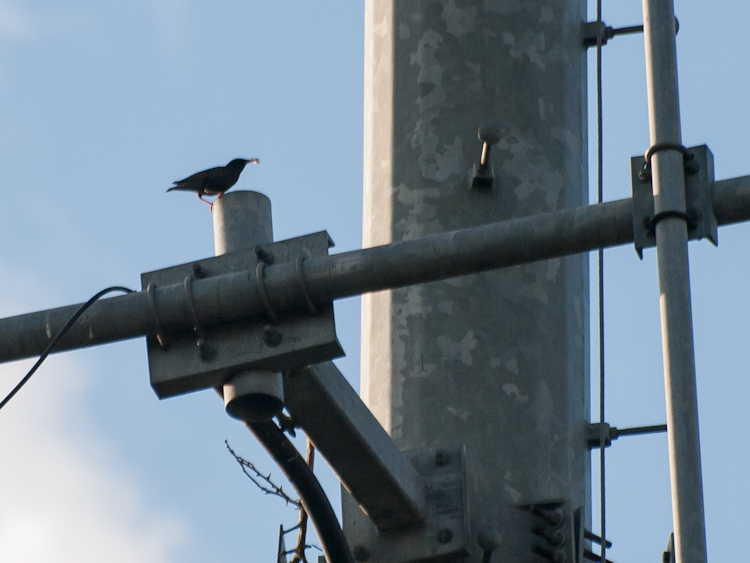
284 362 425 530
0 176 749 364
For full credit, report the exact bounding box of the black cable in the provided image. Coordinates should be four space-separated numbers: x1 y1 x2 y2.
0 286 135 411
247 420 354 563
596 0 607 562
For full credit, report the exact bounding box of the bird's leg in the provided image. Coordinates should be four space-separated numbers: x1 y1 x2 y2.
197 194 213 206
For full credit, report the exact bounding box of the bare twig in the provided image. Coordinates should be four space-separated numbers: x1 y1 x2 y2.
225 440 300 508
226 438 322 563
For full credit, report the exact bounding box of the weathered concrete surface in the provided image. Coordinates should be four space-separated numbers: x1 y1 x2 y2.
353 0 590 560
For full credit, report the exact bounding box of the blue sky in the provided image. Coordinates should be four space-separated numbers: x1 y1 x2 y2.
0 1 748 562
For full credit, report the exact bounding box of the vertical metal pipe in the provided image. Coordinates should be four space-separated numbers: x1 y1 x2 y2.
641 2 708 562
212 192 284 422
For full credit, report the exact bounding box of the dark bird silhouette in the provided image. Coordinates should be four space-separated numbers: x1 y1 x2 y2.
167 158 259 206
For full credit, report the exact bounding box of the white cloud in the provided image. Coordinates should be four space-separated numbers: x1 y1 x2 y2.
0 285 190 562
0 2 35 39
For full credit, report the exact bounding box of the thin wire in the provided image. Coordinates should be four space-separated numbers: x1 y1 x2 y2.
0 286 135 411
596 0 607 560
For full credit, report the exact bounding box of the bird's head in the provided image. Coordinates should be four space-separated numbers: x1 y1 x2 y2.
227 158 260 171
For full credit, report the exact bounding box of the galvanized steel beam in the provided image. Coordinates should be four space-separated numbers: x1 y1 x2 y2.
284 362 425 530
0 179 748 366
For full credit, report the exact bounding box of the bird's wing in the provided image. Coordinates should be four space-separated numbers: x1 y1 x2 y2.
173 166 224 187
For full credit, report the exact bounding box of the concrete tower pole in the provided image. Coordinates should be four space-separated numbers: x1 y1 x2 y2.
359 1 589 561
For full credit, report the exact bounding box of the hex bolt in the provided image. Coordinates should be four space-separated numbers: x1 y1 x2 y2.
254 245 274 265
353 545 370 561
478 529 502 563
434 449 450 466
263 324 282 346
438 528 454 544
531 524 565 548
530 506 565 529
198 341 216 361
192 263 207 278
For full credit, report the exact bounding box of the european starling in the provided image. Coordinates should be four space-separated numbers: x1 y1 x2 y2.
167 158 259 205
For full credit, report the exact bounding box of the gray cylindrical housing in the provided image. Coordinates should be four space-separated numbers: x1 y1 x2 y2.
213 190 283 422
213 191 273 255
224 370 284 423
355 1 589 560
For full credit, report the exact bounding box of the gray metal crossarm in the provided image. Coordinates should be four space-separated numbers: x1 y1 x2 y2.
284 362 425 530
0 175 749 366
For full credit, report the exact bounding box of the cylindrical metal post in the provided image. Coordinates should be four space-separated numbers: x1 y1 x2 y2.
642 2 708 562
213 190 273 256
212 191 284 422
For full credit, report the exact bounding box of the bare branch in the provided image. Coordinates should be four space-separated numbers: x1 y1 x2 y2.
225 440 301 508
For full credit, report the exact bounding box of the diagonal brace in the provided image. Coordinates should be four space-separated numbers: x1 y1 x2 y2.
284 361 425 530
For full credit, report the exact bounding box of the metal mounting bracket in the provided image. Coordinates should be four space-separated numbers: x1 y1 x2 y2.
630 144 718 259
141 231 343 398
342 444 468 563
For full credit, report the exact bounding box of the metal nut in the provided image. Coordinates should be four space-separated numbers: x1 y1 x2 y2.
438 528 453 544
434 450 450 466
263 324 282 346
254 245 274 265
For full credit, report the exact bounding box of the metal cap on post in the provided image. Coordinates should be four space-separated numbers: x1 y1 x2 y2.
212 191 283 422
213 190 273 256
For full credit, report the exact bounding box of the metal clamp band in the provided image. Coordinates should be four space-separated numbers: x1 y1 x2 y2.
296 255 318 315
640 143 699 180
644 142 693 165
183 275 215 360
146 283 169 350
646 210 697 232
256 262 280 323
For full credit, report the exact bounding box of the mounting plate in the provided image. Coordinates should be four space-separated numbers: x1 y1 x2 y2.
342 444 468 563
141 231 343 398
630 144 718 258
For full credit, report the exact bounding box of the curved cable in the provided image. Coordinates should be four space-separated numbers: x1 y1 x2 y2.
0 286 135 411
246 419 354 563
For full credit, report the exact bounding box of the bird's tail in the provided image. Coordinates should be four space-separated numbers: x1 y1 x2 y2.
166 185 185 193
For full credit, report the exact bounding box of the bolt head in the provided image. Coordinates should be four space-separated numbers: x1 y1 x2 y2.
263 324 282 346
478 125 502 145
477 529 502 551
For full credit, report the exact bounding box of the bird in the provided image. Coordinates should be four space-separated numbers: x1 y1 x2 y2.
167 158 259 206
